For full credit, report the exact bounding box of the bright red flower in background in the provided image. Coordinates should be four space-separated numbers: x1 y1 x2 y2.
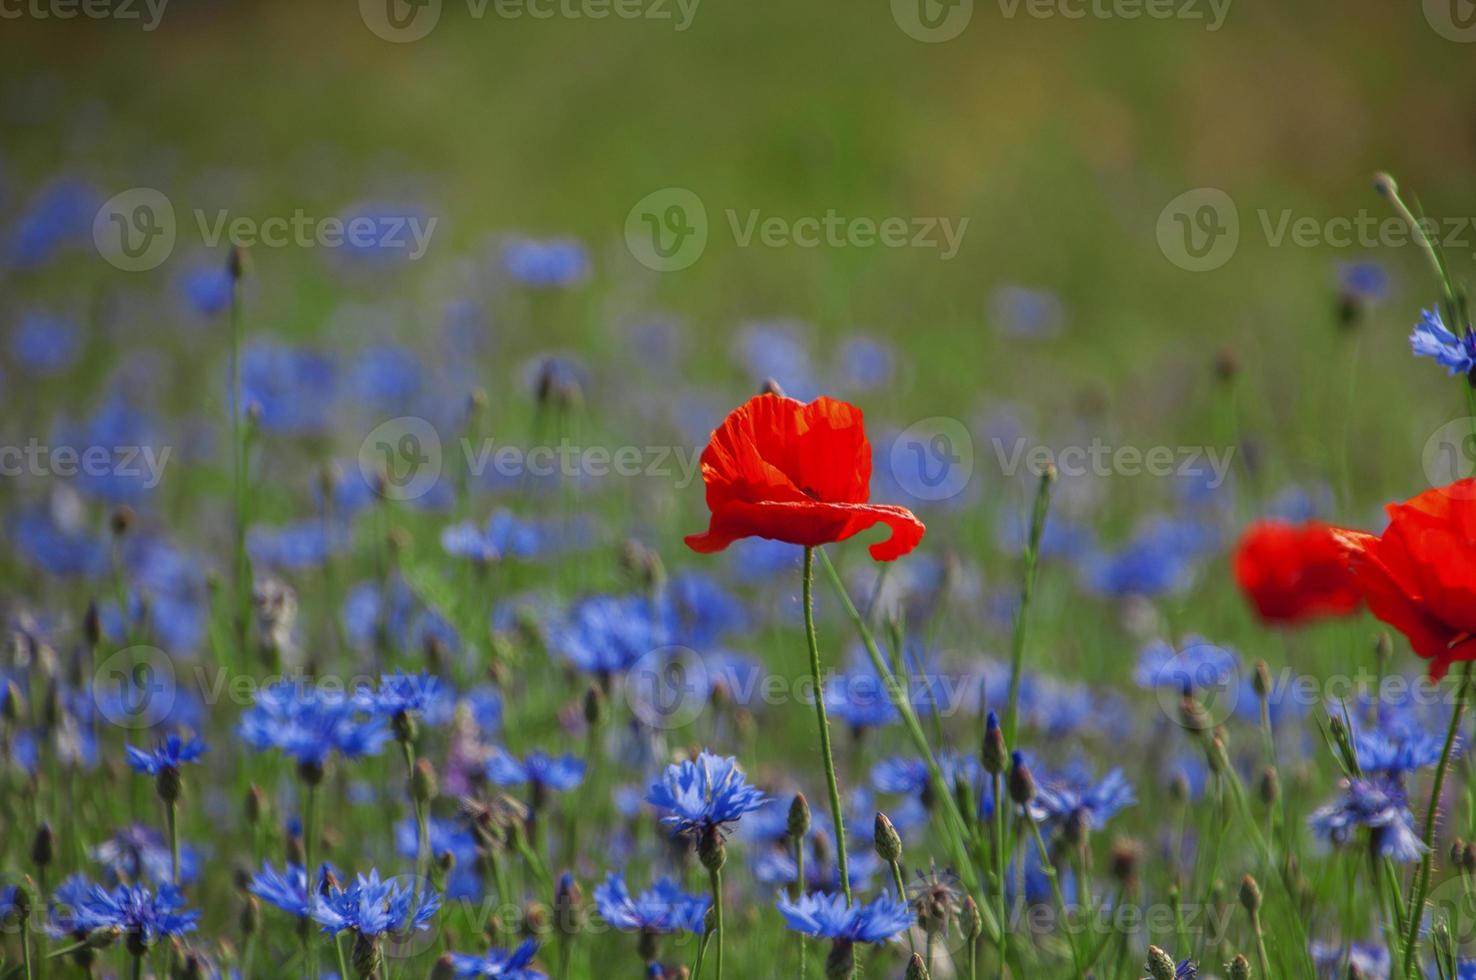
685 394 925 561
1335 479 1476 679
1232 520 1363 625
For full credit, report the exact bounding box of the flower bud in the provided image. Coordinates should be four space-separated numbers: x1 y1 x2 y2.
241 895 260 936
905 952 930 980
1146 945 1177 980
874 812 903 864
698 825 726 873
982 710 1007 776
1252 661 1271 700
31 822 54 868
245 784 266 826
1239 874 1261 914
1008 751 1035 806
412 758 439 804
430 954 458 980
584 685 606 727
1226 952 1252 980
962 894 982 941
1258 766 1279 807
787 793 811 840
156 765 183 803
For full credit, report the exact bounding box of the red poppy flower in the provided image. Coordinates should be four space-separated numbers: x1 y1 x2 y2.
1231 520 1363 625
1334 479 1476 679
684 394 926 561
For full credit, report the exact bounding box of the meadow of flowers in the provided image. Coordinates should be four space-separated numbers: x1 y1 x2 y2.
5 6 1476 980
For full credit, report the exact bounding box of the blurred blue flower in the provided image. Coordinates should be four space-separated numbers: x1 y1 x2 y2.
834 335 895 390
52 392 167 502
447 938 546 979
8 177 97 268
349 345 422 411
1027 761 1136 835
1410 307 1476 377
548 594 671 675
248 520 349 571
1309 777 1426 863
125 733 206 774
1310 940 1389 979
989 285 1064 340
93 826 203 887
395 817 478 866
486 749 585 793
237 681 391 767
48 878 199 947
356 671 453 725
1134 636 1238 692
7 504 109 578
10 311 79 374
594 873 709 934
647 750 768 839
502 237 589 287
734 322 817 400
249 862 314 918
775 891 913 943
1337 260 1389 302
238 341 337 434
173 260 233 316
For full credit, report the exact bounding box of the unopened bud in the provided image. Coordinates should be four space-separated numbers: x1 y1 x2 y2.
874 812 903 864
1239 874 1261 914
1258 766 1279 807
1146 945 1177 980
982 709 1007 775
412 758 439 804
31 823 54 868
1226 953 1252 980
788 793 811 839
905 952 930 980
1008 751 1035 806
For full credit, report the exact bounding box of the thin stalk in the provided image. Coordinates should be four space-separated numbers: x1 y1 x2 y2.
166 798 180 885
709 867 724 980
1403 662 1474 978
802 546 850 904
303 781 319 980
1024 817 1081 973
1002 466 1055 747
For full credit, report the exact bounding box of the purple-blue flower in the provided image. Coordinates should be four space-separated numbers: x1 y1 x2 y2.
646 751 768 839
237 681 390 767
486 749 586 793
1410 307 1476 376
594 873 709 935
447 938 546 978
1308 777 1427 863
311 869 439 937
775 891 914 944
124 734 206 775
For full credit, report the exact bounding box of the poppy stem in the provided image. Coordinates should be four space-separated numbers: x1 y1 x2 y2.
1401 660 1473 978
1002 465 1056 747
802 546 851 905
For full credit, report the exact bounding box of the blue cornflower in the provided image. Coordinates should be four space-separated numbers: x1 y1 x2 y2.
173 259 234 316
1078 516 1218 598
247 520 349 571
594 872 709 934
356 671 453 726
395 817 478 866
311 870 439 937
124 734 206 774
646 751 768 840
237 681 391 769
10 311 79 374
92 826 204 887
871 752 993 819
1028 761 1136 836
1133 637 1238 692
1410 307 1476 376
734 322 817 401
547 594 671 676
835 335 895 390
775 891 914 944
666 570 749 646
54 879 199 949
501 237 589 287
486 749 586 793
989 284 1065 339
237 341 337 435
753 841 880 893
248 862 313 918
826 670 901 731
1338 260 1389 302
1309 777 1427 863
447 938 546 978
8 177 97 268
